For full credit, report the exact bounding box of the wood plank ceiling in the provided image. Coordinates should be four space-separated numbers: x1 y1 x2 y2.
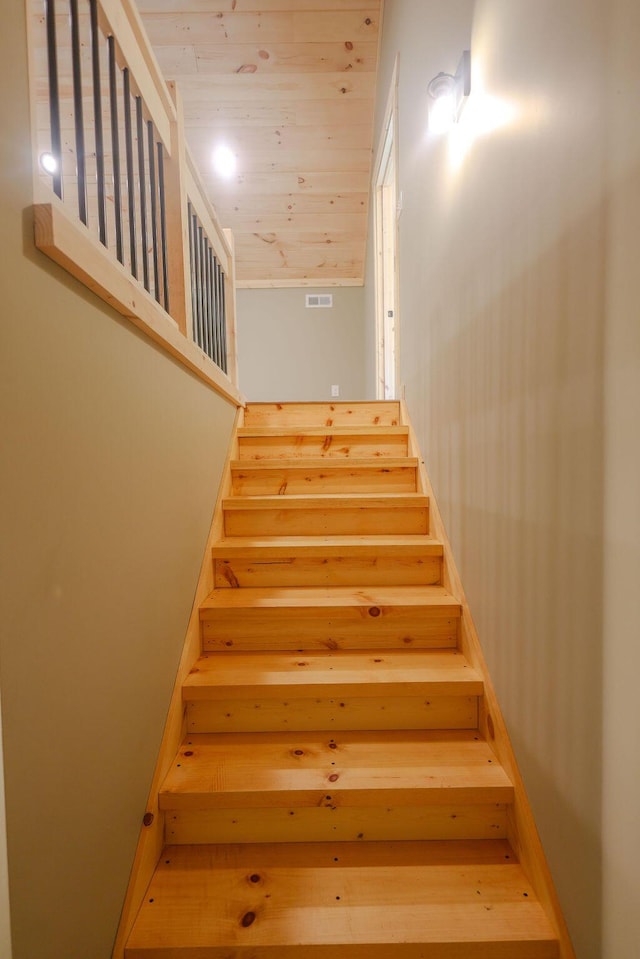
136 0 382 287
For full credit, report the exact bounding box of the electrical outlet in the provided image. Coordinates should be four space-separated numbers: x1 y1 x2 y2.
331 384 340 397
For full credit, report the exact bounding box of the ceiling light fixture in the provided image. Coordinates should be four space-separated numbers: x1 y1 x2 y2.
212 144 237 178
39 151 59 175
428 50 471 133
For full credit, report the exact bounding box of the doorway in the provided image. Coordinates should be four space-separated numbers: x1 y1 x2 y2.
373 60 399 400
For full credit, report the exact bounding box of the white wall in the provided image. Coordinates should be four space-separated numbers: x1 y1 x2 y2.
236 287 366 401
368 1 640 956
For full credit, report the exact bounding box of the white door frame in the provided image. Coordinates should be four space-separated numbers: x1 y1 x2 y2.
373 57 400 400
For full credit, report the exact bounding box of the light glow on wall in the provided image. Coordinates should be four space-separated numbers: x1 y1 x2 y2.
429 92 457 134
448 62 517 171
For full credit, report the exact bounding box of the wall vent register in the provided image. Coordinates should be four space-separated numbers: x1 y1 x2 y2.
305 294 333 308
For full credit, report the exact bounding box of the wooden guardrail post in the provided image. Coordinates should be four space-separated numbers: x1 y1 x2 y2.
223 227 239 388
163 80 193 339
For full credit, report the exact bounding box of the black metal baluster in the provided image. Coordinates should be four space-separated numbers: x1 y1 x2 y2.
210 250 217 363
219 262 228 373
196 224 206 350
69 0 87 224
201 234 209 356
123 69 137 277
211 255 220 366
147 121 160 302
44 0 63 199
107 37 123 264
157 143 170 311
203 236 212 360
135 97 149 291
89 0 106 245
194 217 203 349
188 204 198 340
211 254 220 367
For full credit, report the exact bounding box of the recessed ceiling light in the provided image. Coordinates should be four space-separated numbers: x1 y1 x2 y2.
212 145 237 178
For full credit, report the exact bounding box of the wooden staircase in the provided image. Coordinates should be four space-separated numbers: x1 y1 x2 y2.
123 401 571 958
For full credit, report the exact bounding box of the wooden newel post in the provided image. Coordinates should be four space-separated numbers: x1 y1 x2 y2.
223 227 239 388
163 80 193 339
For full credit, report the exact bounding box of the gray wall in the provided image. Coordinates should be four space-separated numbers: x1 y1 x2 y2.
236 286 366 401
0 6 237 957
367 1 640 957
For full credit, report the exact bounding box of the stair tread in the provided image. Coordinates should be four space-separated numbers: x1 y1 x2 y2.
231 456 419 469
184 648 481 698
222 493 429 510
160 730 513 808
126 841 558 957
223 492 428 509
200 584 461 611
213 534 442 557
238 425 409 437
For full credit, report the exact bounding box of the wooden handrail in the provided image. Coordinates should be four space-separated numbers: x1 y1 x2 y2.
26 0 243 404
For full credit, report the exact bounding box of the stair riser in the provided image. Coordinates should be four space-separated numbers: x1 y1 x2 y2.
165 803 507 844
126 937 559 959
201 608 460 651
186 694 478 734
223 506 429 537
238 434 409 460
243 401 401 429
231 465 418 496
214 554 441 588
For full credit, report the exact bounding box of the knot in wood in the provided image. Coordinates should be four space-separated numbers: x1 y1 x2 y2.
368 606 381 617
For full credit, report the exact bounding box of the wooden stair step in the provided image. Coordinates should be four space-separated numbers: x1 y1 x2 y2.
212 533 443 589
224 493 427 509
230 457 419 495
125 840 559 958
199 585 462 650
213 534 442 560
184 648 479 698
243 400 402 428
222 493 430 536
159 730 513 810
184 648 481 733
237 425 409 460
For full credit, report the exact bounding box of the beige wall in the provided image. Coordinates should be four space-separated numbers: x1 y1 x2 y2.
369 1 640 957
0 688 12 958
0 6 237 958
602 3 640 955
236 286 366 401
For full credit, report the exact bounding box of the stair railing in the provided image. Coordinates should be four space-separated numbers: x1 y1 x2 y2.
27 0 240 402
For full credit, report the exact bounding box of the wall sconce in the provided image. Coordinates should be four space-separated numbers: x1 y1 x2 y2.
428 50 471 133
